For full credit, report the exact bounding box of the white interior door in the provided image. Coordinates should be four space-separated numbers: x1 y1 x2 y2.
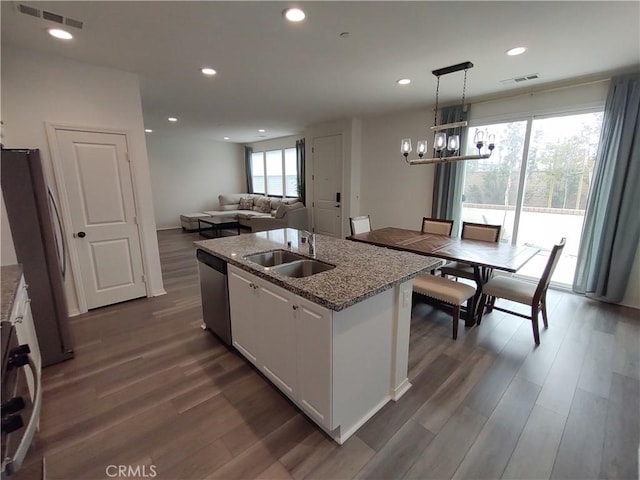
312 134 342 237
55 129 146 309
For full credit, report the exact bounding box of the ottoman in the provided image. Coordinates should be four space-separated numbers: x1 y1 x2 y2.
180 213 211 231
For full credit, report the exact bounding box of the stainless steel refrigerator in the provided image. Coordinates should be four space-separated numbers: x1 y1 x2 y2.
1 148 74 366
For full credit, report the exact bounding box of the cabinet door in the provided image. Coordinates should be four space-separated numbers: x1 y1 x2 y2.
228 267 260 363
296 296 333 429
258 280 297 397
11 277 41 399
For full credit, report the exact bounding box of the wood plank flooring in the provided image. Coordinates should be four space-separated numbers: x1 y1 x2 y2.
14 228 640 480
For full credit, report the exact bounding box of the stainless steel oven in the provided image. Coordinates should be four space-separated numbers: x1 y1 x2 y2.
1 321 42 478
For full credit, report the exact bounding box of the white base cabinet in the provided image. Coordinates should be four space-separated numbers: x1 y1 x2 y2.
228 265 414 444
9 275 41 400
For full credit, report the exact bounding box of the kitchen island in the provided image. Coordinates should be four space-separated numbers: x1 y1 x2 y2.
195 228 440 444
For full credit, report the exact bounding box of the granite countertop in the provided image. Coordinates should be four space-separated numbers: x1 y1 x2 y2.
1 264 23 322
195 228 440 311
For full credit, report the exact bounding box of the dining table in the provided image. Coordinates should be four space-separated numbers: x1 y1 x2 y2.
347 227 540 326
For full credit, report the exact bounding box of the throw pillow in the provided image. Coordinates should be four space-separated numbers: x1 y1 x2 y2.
275 204 288 219
270 199 283 211
238 197 253 210
255 197 271 213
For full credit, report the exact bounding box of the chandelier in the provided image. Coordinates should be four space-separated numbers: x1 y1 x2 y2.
401 61 495 165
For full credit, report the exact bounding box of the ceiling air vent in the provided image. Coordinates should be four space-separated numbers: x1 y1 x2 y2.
42 10 64 24
65 17 83 29
17 3 40 18
15 3 84 29
500 74 540 85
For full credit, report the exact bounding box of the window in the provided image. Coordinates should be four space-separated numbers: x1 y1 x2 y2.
251 147 298 197
461 111 604 286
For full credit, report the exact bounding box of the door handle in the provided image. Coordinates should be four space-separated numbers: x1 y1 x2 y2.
75 231 86 238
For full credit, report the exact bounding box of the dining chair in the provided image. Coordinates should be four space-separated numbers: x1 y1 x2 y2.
420 217 454 274
421 217 454 236
412 274 476 340
349 215 372 236
440 222 502 281
479 238 566 344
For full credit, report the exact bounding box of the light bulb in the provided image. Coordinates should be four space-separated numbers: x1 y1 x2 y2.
488 133 496 152
416 140 427 158
447 135 460 152
474 129 485 144
401 138 412 157
434 132 447 152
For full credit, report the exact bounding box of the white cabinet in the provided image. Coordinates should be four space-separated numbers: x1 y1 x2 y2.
9 275 41 399
228 268 261 363
296 295 332 428
259 281 298 397
228 266 332 423
227 264 412 444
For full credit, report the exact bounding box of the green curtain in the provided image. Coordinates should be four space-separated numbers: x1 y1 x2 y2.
244 146 253 193
573 73 640 302
431 105 468 236
296 138 306 204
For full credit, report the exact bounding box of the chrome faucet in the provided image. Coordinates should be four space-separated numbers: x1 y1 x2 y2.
301 230 316 257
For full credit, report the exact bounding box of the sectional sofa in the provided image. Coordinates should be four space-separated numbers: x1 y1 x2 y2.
180 193 308 233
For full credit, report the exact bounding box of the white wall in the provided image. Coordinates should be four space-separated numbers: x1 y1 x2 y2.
360 108 436 231
147 133 244 229
1 46 165 314
246 134 300 152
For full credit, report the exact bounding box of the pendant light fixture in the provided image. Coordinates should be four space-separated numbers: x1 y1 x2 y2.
401 61 496 165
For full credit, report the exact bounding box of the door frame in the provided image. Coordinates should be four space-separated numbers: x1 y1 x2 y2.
46 122 149 313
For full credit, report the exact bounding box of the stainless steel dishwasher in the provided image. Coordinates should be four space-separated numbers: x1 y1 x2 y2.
196 249 231 346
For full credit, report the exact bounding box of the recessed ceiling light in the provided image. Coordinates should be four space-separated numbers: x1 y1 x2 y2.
168 117 177 122
201 67 217 76
397 79 411 85
145 129 153 133
258 129 266 133
506 46 527 56
223 136 230 140
48 28 73 40
283 8 305 22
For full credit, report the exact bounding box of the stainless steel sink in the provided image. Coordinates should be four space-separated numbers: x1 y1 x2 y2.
244 249 308 267
271 259 335 278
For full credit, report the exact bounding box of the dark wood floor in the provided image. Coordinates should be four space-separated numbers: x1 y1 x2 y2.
15 228 639 480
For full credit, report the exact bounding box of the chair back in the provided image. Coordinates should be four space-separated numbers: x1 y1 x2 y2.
534 237 566 301
461 222 501 242
421 217 454 236
350 215 372 235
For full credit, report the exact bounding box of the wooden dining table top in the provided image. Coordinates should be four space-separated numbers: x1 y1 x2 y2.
348 227 540 273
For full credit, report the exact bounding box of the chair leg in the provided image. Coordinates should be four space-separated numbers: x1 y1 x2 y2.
541 294 549 329
531 306 540 345
477 295 488 325
486 295 496 313
452 305 460 340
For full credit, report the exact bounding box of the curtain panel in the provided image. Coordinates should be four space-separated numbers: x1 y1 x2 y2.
296 138 306 204
431 105 468 236
573 73 640 302
244 146 253 193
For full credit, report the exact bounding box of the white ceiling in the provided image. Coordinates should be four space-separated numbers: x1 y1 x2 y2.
2 1 639 143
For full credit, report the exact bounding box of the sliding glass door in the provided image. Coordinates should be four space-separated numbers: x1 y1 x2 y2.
461 111 603 286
